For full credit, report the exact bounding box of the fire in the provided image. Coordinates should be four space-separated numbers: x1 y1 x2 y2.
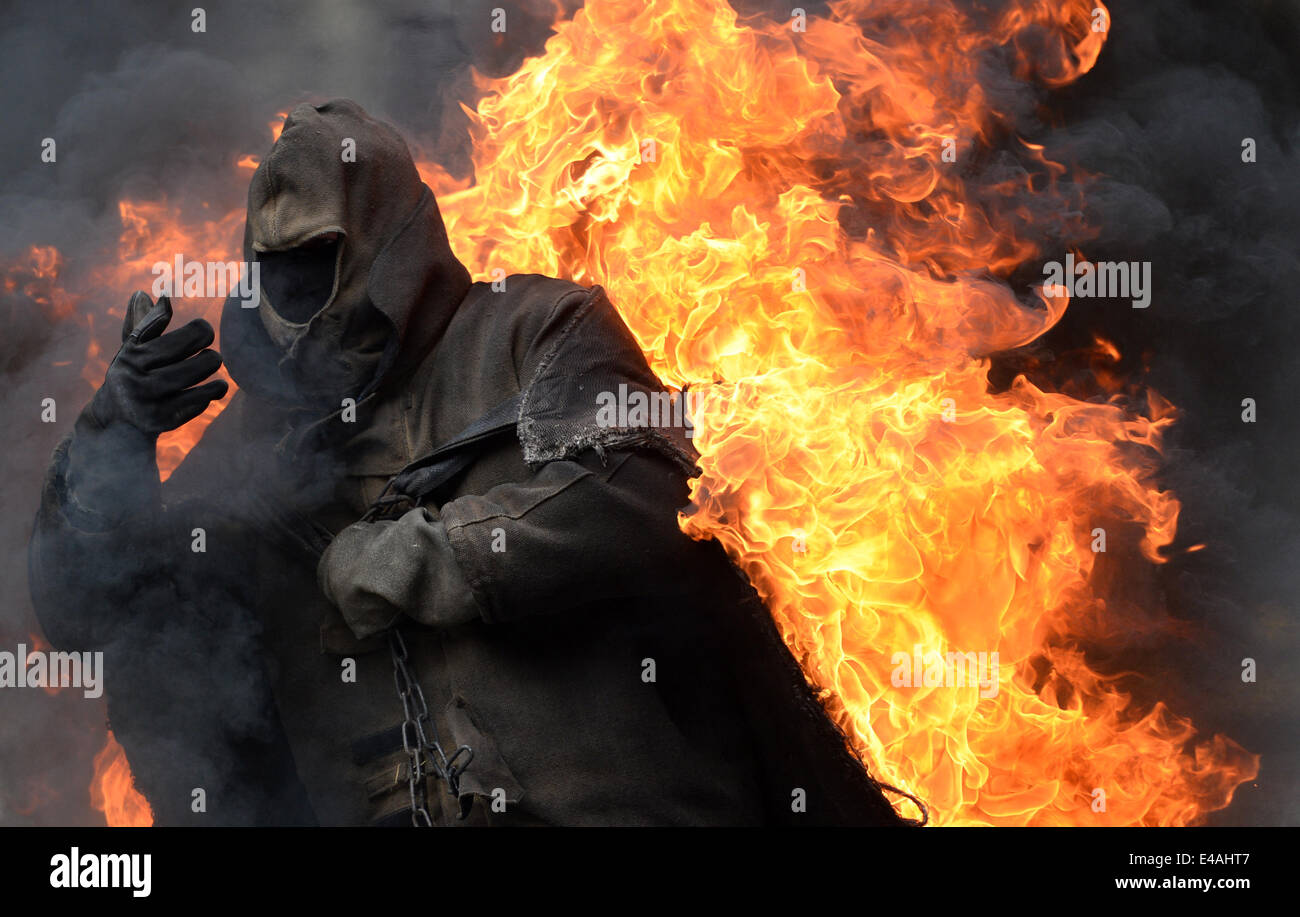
429 0 1257 825
4 246 74 322
235 112 288 172
14 0 1258 825
90 731 154 827
98 199 244 479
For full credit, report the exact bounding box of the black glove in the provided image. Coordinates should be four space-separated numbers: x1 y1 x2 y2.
87 291 227 435
64 291 228 529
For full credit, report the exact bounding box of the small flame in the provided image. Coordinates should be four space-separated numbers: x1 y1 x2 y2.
5 246 76 321
90 732 154 827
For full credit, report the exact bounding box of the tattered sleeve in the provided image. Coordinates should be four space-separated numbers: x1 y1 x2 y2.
320 284 715 638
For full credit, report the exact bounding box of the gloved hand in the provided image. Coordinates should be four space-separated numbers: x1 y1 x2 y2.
319 509 482 640
87 291 228 436
64 291 228 529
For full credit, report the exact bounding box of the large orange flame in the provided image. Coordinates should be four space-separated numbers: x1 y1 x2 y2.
14 0 1257 825
426 0 1257 825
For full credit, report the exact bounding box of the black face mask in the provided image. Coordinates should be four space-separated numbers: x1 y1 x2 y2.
255 234 390 408
258 238 341 324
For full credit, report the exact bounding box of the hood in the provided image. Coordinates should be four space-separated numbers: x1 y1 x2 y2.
221 99 472 411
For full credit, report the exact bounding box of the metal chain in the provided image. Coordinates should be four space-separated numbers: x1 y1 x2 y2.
388 628 474 827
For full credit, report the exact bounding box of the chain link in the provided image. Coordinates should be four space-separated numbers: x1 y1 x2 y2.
388 628 474 827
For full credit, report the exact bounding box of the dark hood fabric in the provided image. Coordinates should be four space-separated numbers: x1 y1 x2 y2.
221 99 471 411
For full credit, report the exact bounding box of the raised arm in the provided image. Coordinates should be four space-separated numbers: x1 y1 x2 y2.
29 292 227 649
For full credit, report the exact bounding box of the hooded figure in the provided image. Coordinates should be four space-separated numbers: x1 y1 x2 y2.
30 99 912 827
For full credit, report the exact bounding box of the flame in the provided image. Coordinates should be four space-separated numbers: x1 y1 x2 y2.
4 246 75 322
89 731 154 827
237 112 288 172
12 0 1258 826
427 0 1257 825
99 199 244 479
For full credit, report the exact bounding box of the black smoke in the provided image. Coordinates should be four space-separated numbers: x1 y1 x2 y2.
1003 0 1300 826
